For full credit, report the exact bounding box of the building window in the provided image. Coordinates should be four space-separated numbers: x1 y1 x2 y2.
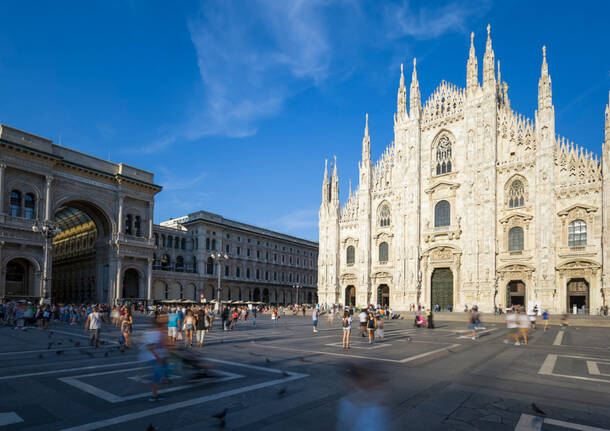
181 238 186 250
274 253 277 262
164 284 169 299
256 269 260 279
134 216 142 236
379 242 389 262
225 265 230 276
206 257 214 275
435 136 452 175
176 256 184 271
346 246 355 265
568 219 587 247
247 268 251 279
265 252 269 260
161 253 170 270
509 180 525 208
206 238 210 250
162 235 166 247
125 214 133 235
379 204 391 227
247 248 251 257
9 190 21 217
226 244 230 253
211 239 216 250
175 237 179 249
256 250 260 259
273 271 277 281
281 272 285 282
265 271 269 281
508 227 524 251
236 267 241 278
23 193 36 219
154 233 159 246
282 255 285 263
434 200 450 227
237 246 241 255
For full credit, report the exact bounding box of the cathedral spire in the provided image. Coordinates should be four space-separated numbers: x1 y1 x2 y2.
482 24 496 89
331 155 339 203
348 178 352 199
466 31 478 93
362 113 370 161
606 91 610 145
321 159 329 203
538 45 553 112
396 63 407 122
409 58 421 119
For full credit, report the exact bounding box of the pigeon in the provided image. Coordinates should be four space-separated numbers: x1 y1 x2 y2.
57 342 62 345
265 358 271 364
100 341 105 345
298 357 310 363
277 387 287 398
282 371 290 377
38 354 44 359
146 425 156 431
69 338 74 343
85 351 94 358
104 352 109 357
531 403 546 416
212 408 227 429
56 350 63 355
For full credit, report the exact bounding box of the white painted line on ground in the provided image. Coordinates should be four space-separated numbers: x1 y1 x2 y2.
324 343 392 350
538 354 558 375
0 412 24 427
515 414 610 431
553 330 565 346
544 417 610 431
59 367 243 403
0 346 91 356
60 371 308 431
515 413 543 430
0 360 146 380
587 361 601 376
398 344 461 363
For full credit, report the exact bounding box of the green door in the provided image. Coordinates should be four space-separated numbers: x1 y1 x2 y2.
431 268 453 310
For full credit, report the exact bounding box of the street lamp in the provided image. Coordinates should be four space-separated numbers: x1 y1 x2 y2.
32 222 61 304
210 252 228 311
292 283 301 306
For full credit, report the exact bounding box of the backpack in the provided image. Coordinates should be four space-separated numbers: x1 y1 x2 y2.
342 318 349 328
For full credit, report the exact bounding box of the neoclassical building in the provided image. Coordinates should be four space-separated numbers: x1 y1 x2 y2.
318 26 610 314
0 127 318 304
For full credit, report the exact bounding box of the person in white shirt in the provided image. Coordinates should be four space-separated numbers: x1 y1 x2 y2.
359 310 368 338
312 307 319 333
84 307 104 348
341 311 352 349
504 310 520 345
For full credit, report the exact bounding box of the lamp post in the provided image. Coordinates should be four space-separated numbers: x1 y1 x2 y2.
292 283 301 306
210 252 228 311
32 222 61 304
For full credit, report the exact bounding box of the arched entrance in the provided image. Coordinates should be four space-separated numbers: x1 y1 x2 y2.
507 280 526 307
52 201 112 303
262 288 270 304
345 285 356 306
122 269 139 299
253 288 261 302
431 268 453 310
377 284 390 307
5 258 34 298
567 278 589 314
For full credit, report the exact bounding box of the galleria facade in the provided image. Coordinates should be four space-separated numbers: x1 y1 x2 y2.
318 26 610 314
0 126 317 304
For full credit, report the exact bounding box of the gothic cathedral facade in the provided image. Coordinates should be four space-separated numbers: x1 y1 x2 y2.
318 26 610 314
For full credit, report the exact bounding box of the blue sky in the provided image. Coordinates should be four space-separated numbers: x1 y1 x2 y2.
0 1 608 241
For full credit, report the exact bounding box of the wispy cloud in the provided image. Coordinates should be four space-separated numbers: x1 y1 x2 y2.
143 0 488 150
271 208 318 233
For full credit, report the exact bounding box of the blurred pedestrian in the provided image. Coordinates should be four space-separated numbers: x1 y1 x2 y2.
342 310 352 349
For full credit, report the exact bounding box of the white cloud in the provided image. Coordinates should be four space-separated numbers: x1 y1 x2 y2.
272 208 318 233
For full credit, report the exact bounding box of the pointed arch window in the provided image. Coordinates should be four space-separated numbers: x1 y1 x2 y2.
346 245 355 265
568 220 587 247
434 200 450 227
379 204 391 227
379 242 389 263
508 227 524 251
508 180 525 208
435 136 453 175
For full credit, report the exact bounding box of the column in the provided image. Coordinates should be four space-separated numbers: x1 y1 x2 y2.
0 241 4 297
147 257 153 300
117 195 124 239
44 175 53 221
0 163 6 215
148 201 154 240
115 254 122 303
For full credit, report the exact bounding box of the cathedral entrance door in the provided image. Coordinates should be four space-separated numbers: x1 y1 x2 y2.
507 281 526 308
345 285 356 306
431 268 453 311
567 278 589 314
377 285 390 307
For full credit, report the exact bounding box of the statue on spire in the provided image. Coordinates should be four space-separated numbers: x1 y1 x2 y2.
538 45 552 111
362 113 370 161
396 63 407 122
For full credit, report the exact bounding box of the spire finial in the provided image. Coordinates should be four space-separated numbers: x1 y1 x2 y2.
487 24 491 37
542 45 546 59
365 113 369 137
471 31 474 44
401 63 404 74
412 57 418 81
348 178 352 198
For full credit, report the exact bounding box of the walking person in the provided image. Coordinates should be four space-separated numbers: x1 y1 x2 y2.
84 306 104 348
504 310 520 345
141 315 169 402
167 308 180 346
341 310 352 349
195 308 207 347
542 309 550 331
120 309 133 348
183 310 196 347
367 312 377 344
312 307 319 333
518 309 530 345
359 309 368 338
468 311 477 340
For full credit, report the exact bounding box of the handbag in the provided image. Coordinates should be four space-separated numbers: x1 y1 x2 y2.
177 331 183 341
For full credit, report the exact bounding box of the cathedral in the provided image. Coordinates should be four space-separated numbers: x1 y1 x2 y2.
318 25 610 314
